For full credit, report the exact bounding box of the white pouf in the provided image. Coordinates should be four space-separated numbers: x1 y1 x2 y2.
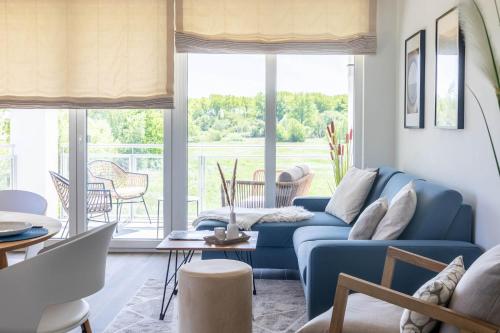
178 259 253 333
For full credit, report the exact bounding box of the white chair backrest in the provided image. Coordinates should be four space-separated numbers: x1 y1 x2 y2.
0 190 48 215
0 222 116 332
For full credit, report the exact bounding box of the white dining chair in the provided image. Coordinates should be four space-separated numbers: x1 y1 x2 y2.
0 190 48 215
0 222 116 333
0 190 49 259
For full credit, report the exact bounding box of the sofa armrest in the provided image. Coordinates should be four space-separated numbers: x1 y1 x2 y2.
293 196 331 212
303 240 483 319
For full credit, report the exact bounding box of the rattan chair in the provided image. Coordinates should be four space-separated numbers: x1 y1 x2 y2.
221 169 314 208
49 171 113 237
88 160 152 224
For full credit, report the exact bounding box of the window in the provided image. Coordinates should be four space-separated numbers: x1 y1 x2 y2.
188 54 266 226
277 55 352 195
186 54 353 227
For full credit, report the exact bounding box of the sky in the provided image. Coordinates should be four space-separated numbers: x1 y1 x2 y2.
188 54 351 98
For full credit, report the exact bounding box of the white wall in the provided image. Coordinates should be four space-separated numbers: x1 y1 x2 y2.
356 0 398 168
395 0 500 249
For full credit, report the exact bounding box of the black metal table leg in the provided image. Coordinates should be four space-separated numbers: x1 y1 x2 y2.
159 250 195 320
159 250 173 320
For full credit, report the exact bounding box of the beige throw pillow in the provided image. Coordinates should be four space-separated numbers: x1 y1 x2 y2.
325 167 378 224
372 181 417 240
440 244 500 333
401 256 465 333
348 197 388 240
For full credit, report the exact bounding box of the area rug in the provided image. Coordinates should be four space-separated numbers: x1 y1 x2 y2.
104 278 308 333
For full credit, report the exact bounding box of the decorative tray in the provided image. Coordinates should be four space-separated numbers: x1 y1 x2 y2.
204 232 250 245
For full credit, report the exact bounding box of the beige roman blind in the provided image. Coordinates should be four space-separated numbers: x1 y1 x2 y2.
0 0 174 109
175 0 377 54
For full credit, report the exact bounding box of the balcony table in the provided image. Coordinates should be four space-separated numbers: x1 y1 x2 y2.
0 211 61 269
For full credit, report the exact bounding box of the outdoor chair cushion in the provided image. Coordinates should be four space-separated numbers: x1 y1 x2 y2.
278 166 308 182
296 293 402 333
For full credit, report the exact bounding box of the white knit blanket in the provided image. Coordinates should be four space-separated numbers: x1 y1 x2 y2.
192 206 314 231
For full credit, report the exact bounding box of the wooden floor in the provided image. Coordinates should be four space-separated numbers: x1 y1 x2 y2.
8 252 300 332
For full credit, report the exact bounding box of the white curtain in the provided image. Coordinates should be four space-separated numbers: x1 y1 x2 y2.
0 0 174 108
175 0 377 54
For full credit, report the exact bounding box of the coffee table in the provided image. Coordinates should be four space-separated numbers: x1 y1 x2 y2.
156 230 258 320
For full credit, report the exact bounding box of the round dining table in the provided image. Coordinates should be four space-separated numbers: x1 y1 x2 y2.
0 211 61 269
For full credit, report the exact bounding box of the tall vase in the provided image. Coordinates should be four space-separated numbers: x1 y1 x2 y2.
226 211 239 239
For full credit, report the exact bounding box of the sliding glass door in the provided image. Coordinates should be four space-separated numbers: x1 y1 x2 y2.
187 54 266 229
86 109 166 241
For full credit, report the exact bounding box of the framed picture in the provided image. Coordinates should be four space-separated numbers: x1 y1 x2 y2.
435 7 465 129
404 30 426 128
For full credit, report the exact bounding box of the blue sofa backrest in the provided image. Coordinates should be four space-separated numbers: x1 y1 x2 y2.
377 172 472 241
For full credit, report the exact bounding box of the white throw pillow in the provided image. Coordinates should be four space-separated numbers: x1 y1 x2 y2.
371 181 417 240
348 197 388 240
400 256 465 333
325 167 378 224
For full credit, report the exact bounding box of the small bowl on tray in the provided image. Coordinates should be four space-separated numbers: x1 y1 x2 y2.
204 231 250 245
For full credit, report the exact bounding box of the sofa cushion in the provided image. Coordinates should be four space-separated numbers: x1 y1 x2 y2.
378 173 464 240
325 167 378 224
196 212 348 248
372 181 417 240
296 293 403 333
348 198 388 240
293 226 351 254
361 166 400 210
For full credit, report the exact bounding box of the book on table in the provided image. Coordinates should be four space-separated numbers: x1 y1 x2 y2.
168 230 212 241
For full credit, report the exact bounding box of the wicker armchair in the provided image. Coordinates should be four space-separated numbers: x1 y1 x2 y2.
221 169 314 208
87 160 151 224
49 171 113 237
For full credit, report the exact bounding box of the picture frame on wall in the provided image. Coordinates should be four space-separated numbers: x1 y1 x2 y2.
435 7 465 129
404 30 426 128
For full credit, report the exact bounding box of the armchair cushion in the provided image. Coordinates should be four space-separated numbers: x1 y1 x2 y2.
440 244 500 333
401 256 465 333
296 293 402 333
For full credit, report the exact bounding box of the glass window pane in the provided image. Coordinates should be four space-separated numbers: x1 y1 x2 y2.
86 109 165 240
188 54 265 227
276 55 352 196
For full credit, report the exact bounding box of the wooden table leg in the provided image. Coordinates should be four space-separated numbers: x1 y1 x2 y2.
0 252 8 269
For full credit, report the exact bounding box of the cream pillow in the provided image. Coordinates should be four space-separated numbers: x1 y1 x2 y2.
348 198 388 240
400 256 465 333
325 167 378 224
371 181 417 240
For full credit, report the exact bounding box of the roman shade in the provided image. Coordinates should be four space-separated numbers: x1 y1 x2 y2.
0 0 174 109
175 0 377 54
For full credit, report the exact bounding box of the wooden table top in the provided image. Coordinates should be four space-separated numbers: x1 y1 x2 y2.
157 231 258 252
0 211 61 253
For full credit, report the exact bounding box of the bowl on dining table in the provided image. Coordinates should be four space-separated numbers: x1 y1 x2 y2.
0 222 32 237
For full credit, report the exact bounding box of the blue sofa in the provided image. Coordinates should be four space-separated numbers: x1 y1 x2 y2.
196 166 484 319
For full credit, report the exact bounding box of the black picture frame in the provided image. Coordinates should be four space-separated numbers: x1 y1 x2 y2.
435 7 465 129
404 30 426 129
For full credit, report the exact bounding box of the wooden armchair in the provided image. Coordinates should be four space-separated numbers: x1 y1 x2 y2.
325 247 500 333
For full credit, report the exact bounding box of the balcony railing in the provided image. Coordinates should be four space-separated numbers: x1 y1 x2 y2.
3 142 331 217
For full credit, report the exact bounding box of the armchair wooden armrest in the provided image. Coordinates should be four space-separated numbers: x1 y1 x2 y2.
329 247 500 333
